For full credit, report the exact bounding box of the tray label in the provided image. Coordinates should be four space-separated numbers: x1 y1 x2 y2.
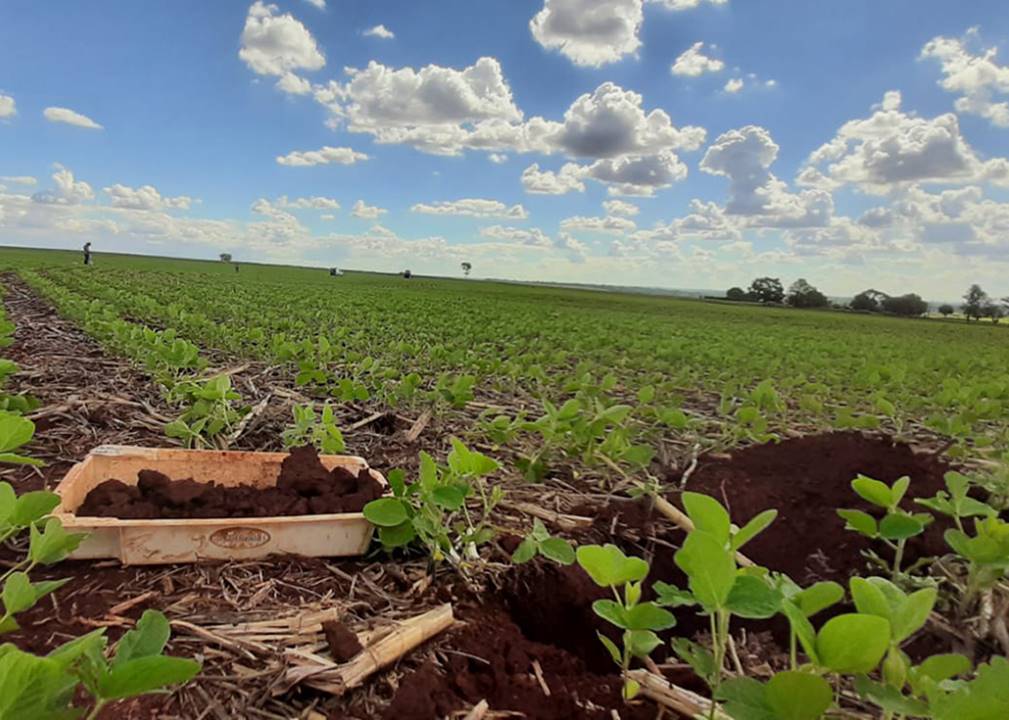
210 527 271 549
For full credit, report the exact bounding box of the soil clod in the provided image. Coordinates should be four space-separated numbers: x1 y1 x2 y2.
77 445 383 519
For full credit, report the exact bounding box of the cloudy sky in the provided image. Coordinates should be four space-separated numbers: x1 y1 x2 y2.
2 1 1008 298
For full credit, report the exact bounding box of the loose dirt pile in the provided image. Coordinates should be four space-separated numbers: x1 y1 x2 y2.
76 446 382 519
383 607 654 720
678 431 952 583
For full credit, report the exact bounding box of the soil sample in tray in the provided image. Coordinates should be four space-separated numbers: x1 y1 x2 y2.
76 446 382 520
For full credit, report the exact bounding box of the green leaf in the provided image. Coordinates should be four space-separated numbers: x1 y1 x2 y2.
671 638 716 685
97 655 200 700
418 452 438 488
363 498 409 527
530 518 550 542
854 676 930 716
765 671 833 720
930 656 1009 720
2 572 38 615
653 581 696 608
782 602 819 664
0 647 78 718
0 413 35 454
849 577 893 622
891 587 937 643
0 482 15 524
539 537 575 565
625 629 663 658
681 492 731 544
576 544 649 588
624 602 676 631
378 522 416 549
879 513 926 541
431 485 467 510
851 475 893 509
837 509 878 538
793 581 844 617
386 468 406 497
11 491 60 528
726 575 782 619
732 509 777 551
28 519 85 565
816 614 890 674
597 633 622 665
511 537 538 564
891 476 911 507
114 610 170 665
592 599 629 629
675 530 736 610
909 654 971 696
717 677 775 720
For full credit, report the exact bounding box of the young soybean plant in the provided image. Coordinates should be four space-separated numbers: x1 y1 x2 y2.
0 610 200 719
574 544 675 700
837 474 934 578
511 519 575 566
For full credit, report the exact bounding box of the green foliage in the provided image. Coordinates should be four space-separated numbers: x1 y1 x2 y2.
838 474 933 577
575 544 674 700
281 403 346 454
165 374 250 449
510 519 575 566
0 413 43 466
363 439 503 566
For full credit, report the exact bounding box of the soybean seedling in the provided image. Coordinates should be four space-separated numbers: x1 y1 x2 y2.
511 519 575 566
575 544 676 700
837 474 934 578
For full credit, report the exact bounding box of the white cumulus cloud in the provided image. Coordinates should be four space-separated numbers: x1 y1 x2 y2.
530 0 643 68
411 198 528 219
43 107 103 129
724 77 744 93
31 165 94 205
363 25 394 39
671 42 724 77
239 1 325 78
352 200 387 219
104 184 194 211
0 94 16 119
801 91 1009 194
276 146 369 166
921 28 1009 128
521 163 588 194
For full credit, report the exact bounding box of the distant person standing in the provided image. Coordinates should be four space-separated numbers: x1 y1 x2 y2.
83 242 92 266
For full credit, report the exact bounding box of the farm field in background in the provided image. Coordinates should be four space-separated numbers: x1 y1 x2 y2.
3 246 1009 719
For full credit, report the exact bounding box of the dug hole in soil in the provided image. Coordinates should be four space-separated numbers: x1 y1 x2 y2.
76 446 382 518
391 432 958 719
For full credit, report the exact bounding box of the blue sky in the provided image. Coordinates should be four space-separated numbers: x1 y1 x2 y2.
2 0 1009 298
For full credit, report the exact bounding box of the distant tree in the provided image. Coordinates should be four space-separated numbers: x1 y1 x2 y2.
962 284 988 322
982 303 1005 325
938 304 955 318
219 253 232 263
461 262 472 277
748 277 785 304
850 289 887 312
881 293 928 317
725 286 748 301
786 278 829 309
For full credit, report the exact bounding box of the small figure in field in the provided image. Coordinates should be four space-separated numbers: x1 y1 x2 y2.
235 264 240 273
329 267 343 277
83 242 92 266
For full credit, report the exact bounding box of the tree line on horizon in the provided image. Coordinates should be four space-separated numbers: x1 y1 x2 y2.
724 278 1009 323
